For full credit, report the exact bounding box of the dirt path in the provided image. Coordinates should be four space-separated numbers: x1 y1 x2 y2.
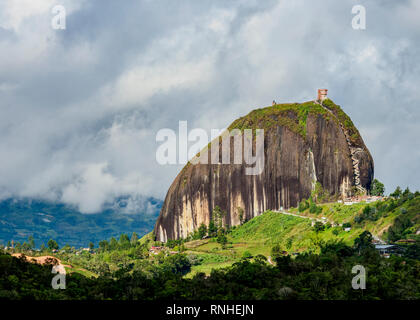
272 210 323 222
11 253 70 273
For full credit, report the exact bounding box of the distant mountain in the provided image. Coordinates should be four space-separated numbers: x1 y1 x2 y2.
0 196 161 248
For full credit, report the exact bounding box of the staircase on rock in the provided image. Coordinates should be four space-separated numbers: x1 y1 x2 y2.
316 100 367 194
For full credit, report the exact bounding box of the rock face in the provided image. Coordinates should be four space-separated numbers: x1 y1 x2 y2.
155 99 374 241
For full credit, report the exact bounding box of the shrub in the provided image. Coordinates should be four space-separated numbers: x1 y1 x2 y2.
313 222 325 233
187 254 203 266
370 179 385 196
242 251 253 259
342 222 351 228
298 200 309 212
216 233 228 249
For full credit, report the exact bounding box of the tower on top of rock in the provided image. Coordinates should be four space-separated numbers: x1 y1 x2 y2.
317 89 328 102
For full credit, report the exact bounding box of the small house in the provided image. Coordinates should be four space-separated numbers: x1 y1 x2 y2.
374 244 403 257
317 89 328 101
149 246 164 255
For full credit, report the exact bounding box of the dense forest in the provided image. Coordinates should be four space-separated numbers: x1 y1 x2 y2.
1 231 419 300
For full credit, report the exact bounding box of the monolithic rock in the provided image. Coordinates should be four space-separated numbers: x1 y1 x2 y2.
155 99 374 241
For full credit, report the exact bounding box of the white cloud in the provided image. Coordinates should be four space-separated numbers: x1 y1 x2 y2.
0 0 420 213
0 0 56 31
104 54 215 110
0 0 86 32
61 162 116 213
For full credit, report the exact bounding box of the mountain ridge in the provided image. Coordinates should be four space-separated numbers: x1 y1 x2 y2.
0 197 161 248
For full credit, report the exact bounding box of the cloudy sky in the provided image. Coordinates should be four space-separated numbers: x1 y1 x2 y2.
0 0 419 213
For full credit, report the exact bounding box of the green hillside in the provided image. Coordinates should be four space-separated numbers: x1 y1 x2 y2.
1 190 419 300
3 190 419 281
182 192 419 276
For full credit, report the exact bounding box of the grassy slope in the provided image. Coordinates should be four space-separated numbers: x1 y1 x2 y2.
289 196 420 240
185 211 335 276
185 197 419 276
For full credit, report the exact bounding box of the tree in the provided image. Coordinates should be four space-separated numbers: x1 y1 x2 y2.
404 240 420 260
15 242 21 251
134 244 147 259
370 179 385 196
99 240 109 252
28 236 35 250
208 220 217 237
109 237 118 250
390 186 402 199
320 240 354 257
271 244 283 260
47 239 59 251
119 234 131 248
130 232 139 245
309 202 322 214
217 232 227 249
312 182 328 202
237 207 245 225
354 231 374 254
254 254 267 264
387 215 413 242
212 205 226 229
97 261 111 277
162 254 192 276
198 223 207 239
402 187 413 199
298 200 309 212
22 242 31 251
313 221 325 233
242 251 252 259
89 242 94 251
